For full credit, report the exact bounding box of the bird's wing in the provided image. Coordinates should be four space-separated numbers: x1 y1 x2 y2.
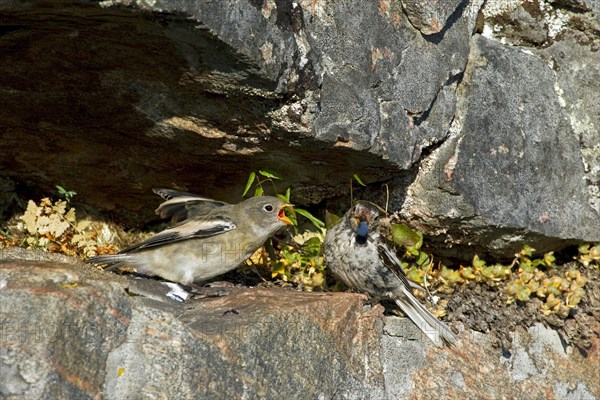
119 216 236 253
377 242 425 291
153 188 228 222
394 293 458 347
378 241 459 346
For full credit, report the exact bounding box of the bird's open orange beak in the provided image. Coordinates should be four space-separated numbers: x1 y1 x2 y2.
278 204 294 225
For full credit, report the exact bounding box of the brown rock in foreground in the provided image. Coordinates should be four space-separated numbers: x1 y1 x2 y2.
0 249 385 399
0 249 598 399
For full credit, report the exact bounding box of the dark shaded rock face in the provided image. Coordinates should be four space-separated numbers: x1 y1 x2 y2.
0 0 399 222
1 250 599 398
0 1 599 254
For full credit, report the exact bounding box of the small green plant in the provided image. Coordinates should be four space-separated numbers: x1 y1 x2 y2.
271 231 326 290
510 244 556 272
352 174 366 187
242 169 281 198
503 245 589 317
388 223 434 285
56 185 77 203
384 222 593 318
578 243 600 268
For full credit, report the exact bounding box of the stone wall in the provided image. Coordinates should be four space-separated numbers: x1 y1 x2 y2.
1 0 598 257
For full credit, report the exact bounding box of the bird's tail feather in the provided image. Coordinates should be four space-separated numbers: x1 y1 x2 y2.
395 288 459 347
87 254 131 271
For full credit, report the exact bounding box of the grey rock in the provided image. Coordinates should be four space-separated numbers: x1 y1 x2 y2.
381 317 427 399
509 347 539 382
1 249 599 399
481 2 548 46
400 34 600 258
402 0 467 35
0 249 385 399
546 32 600 216
456 36 598 241
0 0 598 257
554 382 596 400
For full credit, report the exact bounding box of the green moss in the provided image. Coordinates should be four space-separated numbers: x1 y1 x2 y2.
386 222 596 318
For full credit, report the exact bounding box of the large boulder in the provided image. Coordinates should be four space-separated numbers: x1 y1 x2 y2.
1 249 599 398
0 249 384 399
0 0 598 254
401 33 600 258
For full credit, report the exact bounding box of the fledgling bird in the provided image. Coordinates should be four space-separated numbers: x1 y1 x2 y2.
324 201 458 347
88 189 293 285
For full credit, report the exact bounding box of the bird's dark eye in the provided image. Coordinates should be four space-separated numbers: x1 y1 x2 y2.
263 204 274 212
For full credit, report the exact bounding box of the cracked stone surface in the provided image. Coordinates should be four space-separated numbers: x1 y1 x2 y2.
1 249 598 399
0 0 598 257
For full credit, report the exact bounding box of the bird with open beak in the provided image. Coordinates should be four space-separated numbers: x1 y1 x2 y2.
88 189 293 286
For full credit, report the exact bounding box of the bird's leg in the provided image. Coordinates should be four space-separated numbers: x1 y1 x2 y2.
186 282 232 299
364 295 384 307
181 282 205 292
